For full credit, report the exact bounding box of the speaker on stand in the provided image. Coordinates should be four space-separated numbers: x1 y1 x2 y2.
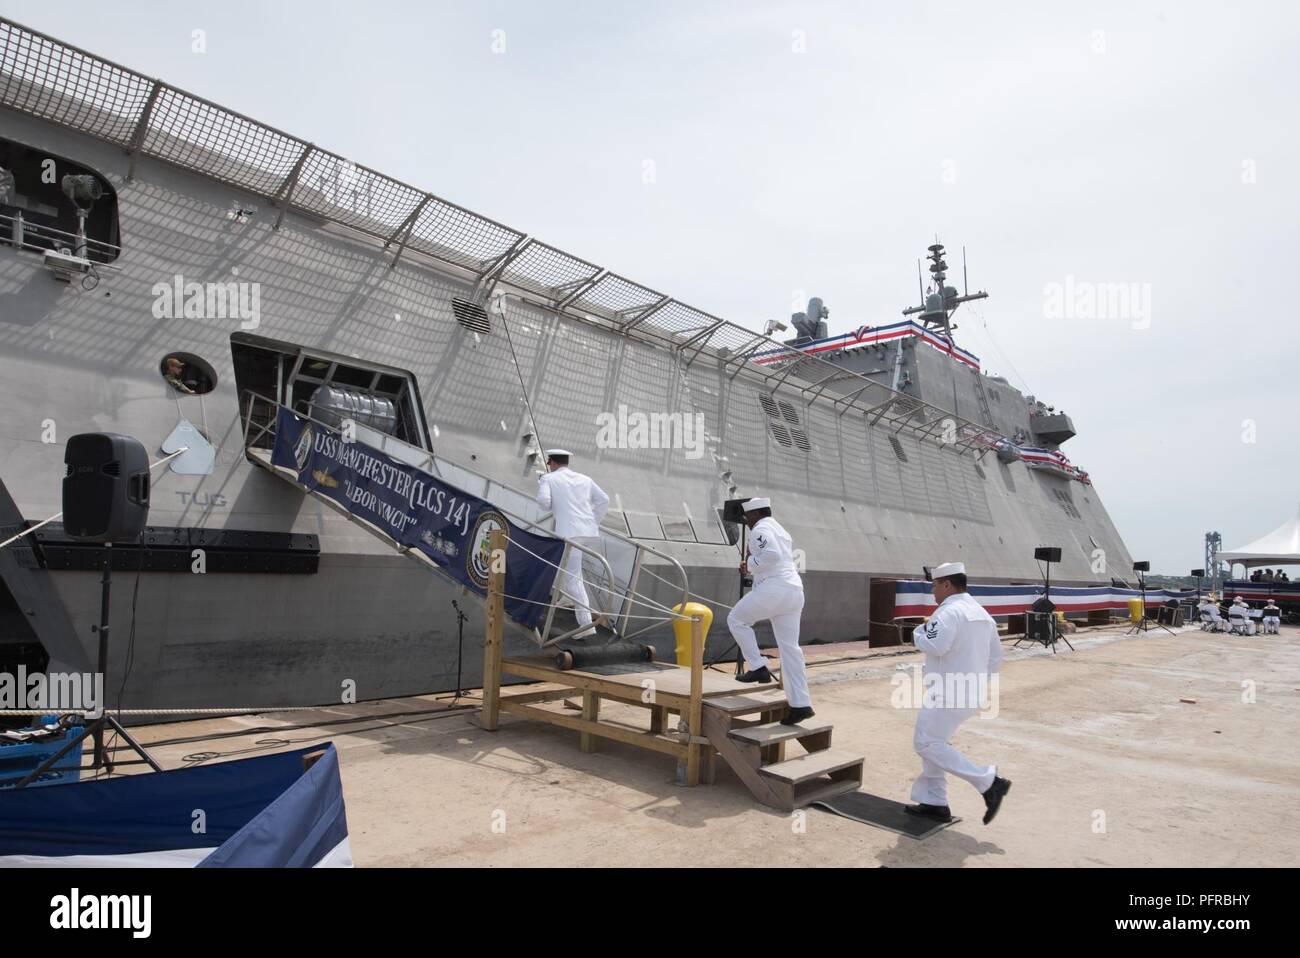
15 434 162 786
1021 546 1073 652
1126 560 1176 636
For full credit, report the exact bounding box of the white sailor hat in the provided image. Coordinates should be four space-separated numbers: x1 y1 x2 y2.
545 449 573 458
932 561 965 579
741 497 770 512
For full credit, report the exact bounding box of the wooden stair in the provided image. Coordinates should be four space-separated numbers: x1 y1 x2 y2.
702 685 864 811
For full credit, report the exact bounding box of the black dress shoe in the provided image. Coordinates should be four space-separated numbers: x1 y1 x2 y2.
735 665 773 684
982 775 1011 824
904 803 953 822
780 705 815 725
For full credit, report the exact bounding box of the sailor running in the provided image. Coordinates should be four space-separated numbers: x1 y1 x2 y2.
536 449 609 638
728 497 814 725
907 562 1011 826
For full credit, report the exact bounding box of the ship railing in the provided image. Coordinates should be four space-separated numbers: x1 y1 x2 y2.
3 14 998 457
240 391 690 647
0 210 121 264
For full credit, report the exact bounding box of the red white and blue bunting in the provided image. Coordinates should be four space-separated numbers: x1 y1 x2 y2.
1016 446 1091 484
752 320 982 370
893 580 1193 619
1220 581 1300 604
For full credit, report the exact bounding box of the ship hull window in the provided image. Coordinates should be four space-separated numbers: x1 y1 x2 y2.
160 353 217 395
0 137 120 263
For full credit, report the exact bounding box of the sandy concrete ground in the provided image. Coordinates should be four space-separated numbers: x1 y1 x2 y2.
132 623 1300 867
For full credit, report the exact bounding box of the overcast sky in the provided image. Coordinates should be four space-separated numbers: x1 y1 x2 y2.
4 0 1296 573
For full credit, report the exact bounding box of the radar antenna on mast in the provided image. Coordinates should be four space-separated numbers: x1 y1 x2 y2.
902 239 989 337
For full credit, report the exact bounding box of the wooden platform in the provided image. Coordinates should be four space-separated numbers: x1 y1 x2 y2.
480 528 734 786
491 652 781 784
502 654 768 708
478 528 866 807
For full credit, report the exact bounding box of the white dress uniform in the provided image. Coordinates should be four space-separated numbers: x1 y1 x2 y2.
536 455 609 628
726 505 810 709
1263 603 1281 635
1198 599 1224 631
1229 599 1252 635
910 571 1003 807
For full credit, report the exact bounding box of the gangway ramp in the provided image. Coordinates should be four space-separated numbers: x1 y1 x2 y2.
239 393 689 646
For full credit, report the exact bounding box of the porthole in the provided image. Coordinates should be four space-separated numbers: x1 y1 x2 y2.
160 352 217 396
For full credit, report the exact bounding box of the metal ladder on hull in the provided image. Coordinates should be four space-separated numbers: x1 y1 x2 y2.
971 367 996 430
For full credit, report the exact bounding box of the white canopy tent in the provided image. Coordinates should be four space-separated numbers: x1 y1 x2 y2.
1219 504 1300 569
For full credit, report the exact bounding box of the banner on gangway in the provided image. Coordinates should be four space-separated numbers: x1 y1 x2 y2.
271 407 563 629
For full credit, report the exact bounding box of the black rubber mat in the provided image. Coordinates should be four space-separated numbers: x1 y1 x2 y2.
810 791 961 839
575 660 670 676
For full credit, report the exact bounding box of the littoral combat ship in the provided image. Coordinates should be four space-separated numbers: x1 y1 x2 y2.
0 18 1132 712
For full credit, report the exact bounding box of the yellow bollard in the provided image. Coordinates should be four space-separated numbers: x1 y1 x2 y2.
672 602 714 666
1128 598 1144 624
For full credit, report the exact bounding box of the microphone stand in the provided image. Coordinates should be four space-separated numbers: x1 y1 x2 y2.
15 543 162 787
450 599 467 702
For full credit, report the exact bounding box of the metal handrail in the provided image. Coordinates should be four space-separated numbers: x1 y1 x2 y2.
436 467 691 639
0 210 121 264
239 392 689 642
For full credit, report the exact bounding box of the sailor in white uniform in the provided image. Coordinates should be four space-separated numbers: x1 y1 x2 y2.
1198 596 1224 631
536 450 609 638
1262 600 1281 635
727 497 814 725
1230 596 1254 635
906 562 1011 825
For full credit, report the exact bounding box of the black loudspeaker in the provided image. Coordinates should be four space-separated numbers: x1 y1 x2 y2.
1133 560 1150 572
62 433 150 541
1034 546 1062 563
722 498 749 524
1026 611 1055 644
1191 569 1205 578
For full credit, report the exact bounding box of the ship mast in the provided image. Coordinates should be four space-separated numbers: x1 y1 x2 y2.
901 239 988 339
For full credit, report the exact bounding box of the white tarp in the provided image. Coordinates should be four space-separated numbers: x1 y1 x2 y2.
1219 505 1300 566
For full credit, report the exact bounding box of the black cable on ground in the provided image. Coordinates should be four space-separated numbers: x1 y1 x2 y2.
102 702 478 753
174 704 484 765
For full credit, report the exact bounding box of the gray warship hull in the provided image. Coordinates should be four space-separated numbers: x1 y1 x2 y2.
0 19 1132 712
